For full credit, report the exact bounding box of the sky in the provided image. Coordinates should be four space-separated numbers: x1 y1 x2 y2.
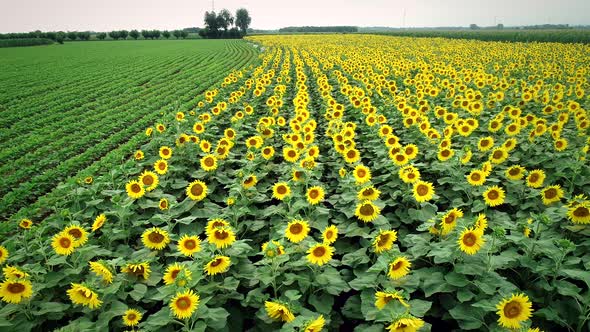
1 0 589 33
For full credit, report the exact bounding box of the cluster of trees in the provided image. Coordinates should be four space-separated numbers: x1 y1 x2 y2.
278 26 358 33
0 29 192 44
98 29 189 40
199 8 251 39
0 31 69 43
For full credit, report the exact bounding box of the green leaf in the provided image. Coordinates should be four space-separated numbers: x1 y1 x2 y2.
408 299 432 317
308 293 334 314
129 283 148 301
449 304 484 330
315 267 350 295
285 289 302 301
422 271 455 297
560 269 590 289
202 306 230 330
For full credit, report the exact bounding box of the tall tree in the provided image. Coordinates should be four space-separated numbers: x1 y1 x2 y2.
217 9 234 32
235 8 252 35
180 30 188 39
173 30 182 39
141 30 150 39
162 30 171 39
204 11 219 38
67 31 78 41
109 31 120 40
129 30 140 40
119 30 129 40
96 32 107 40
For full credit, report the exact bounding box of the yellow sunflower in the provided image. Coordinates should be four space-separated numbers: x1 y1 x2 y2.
2 266 28 280
159 198 169 210
178 234 201 257
355 201 380 223
505 165 526 181
285 220 310 243
159 146 172 160
373 230 397 253
353 165 371 185
458 227 485 255
477 136 495 152
357 186 381 201
89 261 113 284
200 140 211 153
0 279 33 304
242 175 258 189
460 149 473 164
398 165 420 184
526 169 546 188
121 262 150 280
554 138 568 151
200 154 218 172
205 218 230 236
466 170 486 186
63 225 88 248
388 257 411 280
138 170 159 192
483 185 506 207
261 146 275 160
262 240 285 257
92 214 107 232
204 256 231 275
67 283 102 309
186 180 208 201
474 213 488 231
154 159 168 175
122 309 142 327
437 148 454 161
440 208 464 235
386 317 425 332
489 147 509 164
306 186 325 205
375 291 409 310
170 289 200 319
51 232 76 256
344 148 361 164
540 185 564 205
125 180 145 199
304 315 325 332
141 227 170 250
567 201 590 224
134 150 144 161
412 181 435 202
208 227 236 249
163 263 192 285
496 293 533 329
272 182 291 201
322 225 339 244
265 301 295 322
307 243 334 266
19 218 32 229
283 147 300 163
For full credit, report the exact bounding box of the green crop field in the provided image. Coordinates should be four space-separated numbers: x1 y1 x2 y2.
0 40 258 219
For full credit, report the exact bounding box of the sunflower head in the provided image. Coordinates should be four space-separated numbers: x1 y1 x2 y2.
458 227 485 255
170 290 200 319
306 243 334 266
141 227 170 250
285 220 310 243
388 257 411 280
496 293 533 329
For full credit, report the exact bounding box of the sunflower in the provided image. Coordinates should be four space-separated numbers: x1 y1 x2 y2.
392 152 409 166
84 176 93 184
159 146 172 160
154 159 168 175
505 165 526 180
357 186 381 201
303 315 325 332
322 225 339 244
386 317 425 332
388 257 411 280
89 261 113 284
67 283 102 309
0 279 33 304
338 167 346 178
489 147 509 164
404 144 419 159
186 180 208 201
526 169 546 188
163 263 192 285
353 165 371 185
481 161 493 176
204 256 231 275
540 185 564 205
205 218 230 236
466 170 486 186
200 154 218 172
307 243 334 266
285 220 310 243
159 198 169 210
63 225 88 248
92 214 107 232
176 234 201 257
460 149 473 164
0 246 7 265
261 146 275 160
193 122 205 134
126 180 145 199
554 138 568 151
306 186 325 205
440 208 464 235
344 148 360 164
355 201 380 223
156 124 165 133
200 140 211 153
262 240 285 257
483 186 506 207
121 262 151 280
496 293 533 329
122 309 142 327
399 165 420 184
52 232 76 256
502 138 518 152
375 291 409 310
567 201 590 224
264 301 295 322
242 175 257 189
2 266 28 280
458 227 485 255
134 150 144 161
373 230 397 253
412 181 435 202
437 148 454 161
141 227 170 250
477 136 494 152
208 227 236 249
283 147 300 163
474 213 488 231
170 290 200 319
272 182 291 201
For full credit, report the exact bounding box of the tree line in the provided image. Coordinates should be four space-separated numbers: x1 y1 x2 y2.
199 8 251 39
278 26 358 33
0 29 191 43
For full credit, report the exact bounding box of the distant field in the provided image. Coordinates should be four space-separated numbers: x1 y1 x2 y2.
0 40 258 218
373 29 590 43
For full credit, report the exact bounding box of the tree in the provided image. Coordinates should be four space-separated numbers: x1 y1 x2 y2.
162 30 171 39
129 30 140 40
173 30 182 39
120 30 129 40
152 30 161 39
204 11 219 38
141 30 150 39
181 30 188 39
96 32 107 40
56 31 66 44
67 31 78 41
109 31 120 40
235 8 251 35
77 31 91 40
45 31 57 41
217 9 234 32
469 24 480 30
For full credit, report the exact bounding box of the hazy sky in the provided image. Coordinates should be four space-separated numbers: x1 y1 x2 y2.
1 0 589 33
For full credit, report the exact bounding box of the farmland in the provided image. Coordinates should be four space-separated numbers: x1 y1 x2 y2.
1 34 590 331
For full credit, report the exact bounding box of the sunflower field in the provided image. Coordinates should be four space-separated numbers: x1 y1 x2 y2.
1 34 590 332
